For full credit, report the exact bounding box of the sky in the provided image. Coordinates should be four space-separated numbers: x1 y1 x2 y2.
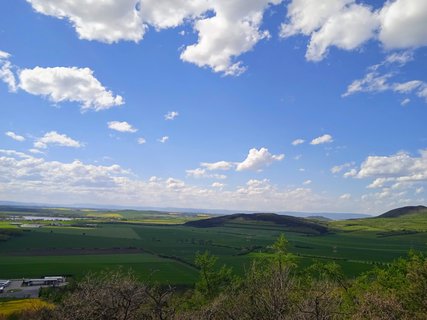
0 0 427 215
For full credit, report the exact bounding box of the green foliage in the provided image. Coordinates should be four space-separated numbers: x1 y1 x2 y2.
193 251 234 302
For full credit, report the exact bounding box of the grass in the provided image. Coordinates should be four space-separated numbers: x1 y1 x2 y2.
0 299 53 316
331 214 427 232
0 254 198 284
1 207 427 284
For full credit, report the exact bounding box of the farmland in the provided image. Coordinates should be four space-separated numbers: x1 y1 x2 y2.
0 205 427 285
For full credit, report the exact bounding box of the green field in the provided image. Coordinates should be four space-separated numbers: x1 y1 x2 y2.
1 206 427 284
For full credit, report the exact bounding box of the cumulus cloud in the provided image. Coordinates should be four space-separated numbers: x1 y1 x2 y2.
281 0 378 61
201 161 234 171
292 138 305 146
379 0 427 49
211 182 224 188
310 134 333 145
303 179 312 185
28 148 44 155
0 148 415 213
34 131 83 149
236 147 284 171
331 162 354 174
199 148 284 173
5 131 25 142
164 111 179 120
180 0 281 75
19 67 123 111
26 0 281 76
137 137 146 144
158 136 169 143
349 150 427 193
340 193 351 200
26 0 147 43
186 168 227 180
108 121 138 133
0 149 128 197
0 50 17 92
281 0 427 61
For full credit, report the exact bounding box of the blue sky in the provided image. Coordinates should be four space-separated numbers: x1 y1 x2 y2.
1 0 426 214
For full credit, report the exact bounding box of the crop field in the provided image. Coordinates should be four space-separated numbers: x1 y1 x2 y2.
1 206 427 285
0 299 53 316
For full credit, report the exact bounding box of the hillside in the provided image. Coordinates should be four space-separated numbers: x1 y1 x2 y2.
331 205 427 232
184 213 329 234
378 205 427 218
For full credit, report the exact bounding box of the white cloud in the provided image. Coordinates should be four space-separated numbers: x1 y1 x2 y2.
393 80 423 93
303 179 312 185
27 0 147 43
137 137 146 144
0 51 10 60
0 50 17 92
28 148 44 155
201 160 234 171
331 162 354 174
343 71 392 97
310 134 333 145
34 131 83 149
26 0 280 76
158 136 169 143
305 4 378 61
281 0 427 61
339 193 351 200
401 98 411 106
108 121 138 133
384 51 414 65
180 0 282 75
211 182 224 188
164 111 179 120
281 0 379 61
349 150 427 193
343 168 357 178
343 67 427 103
1 148 417 213
186 168 227 179
139 0 209 30
236 147 284 171
292 138 305 146
379 0 427 49
27 0 211 44
19 67 123 111
5 131 25 142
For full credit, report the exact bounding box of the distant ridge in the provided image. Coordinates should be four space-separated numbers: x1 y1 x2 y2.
378 205 427 218
184 213 329 234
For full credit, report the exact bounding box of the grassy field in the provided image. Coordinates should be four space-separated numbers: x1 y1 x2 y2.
0 299 53 316
1 206 427 284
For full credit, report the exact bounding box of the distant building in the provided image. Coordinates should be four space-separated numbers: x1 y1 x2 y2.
22 276 65 286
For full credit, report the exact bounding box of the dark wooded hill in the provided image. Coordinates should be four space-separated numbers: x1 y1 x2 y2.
184 212 329 234
378 205 427 218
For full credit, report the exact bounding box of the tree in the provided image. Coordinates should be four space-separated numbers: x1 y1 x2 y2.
193 251 234 301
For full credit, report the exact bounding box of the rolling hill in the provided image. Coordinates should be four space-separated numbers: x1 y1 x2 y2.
331 205 427 232
378 205 427 218
184 213 329 235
